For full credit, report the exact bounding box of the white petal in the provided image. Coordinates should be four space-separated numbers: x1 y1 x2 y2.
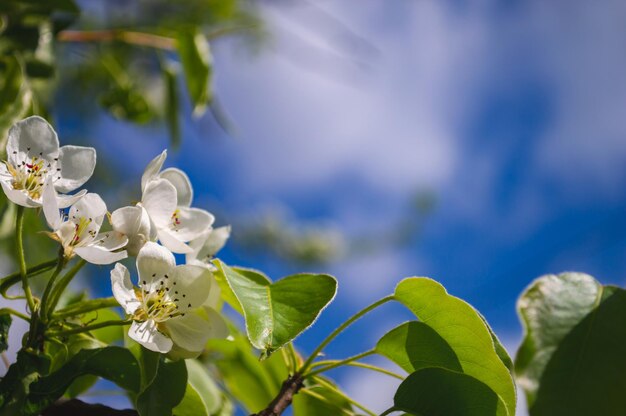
142 178 177 227
7 116 59 168
136 242 175 290
187 225 230 263
54 145 96 193
42 177 62 229
69 193 107 228
157 228 193 254
111 206 154 256
56 222 77 247
163 312 211 353
141 150 167 192
159 168 193 207
56 189 87 209
203 306 230 339
93 231 128 251
170 265 212 312
75 246 127 265
169 207 214 242
128 320 173 353
110 263 140 314
202 275 221 309
0 181 38 207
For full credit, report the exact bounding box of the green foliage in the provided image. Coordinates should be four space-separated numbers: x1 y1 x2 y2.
207 329 287 412
216 261 337 358
26 347 139 414
0 313 11 353
136 350 188 416
516 273 626 415
376 321 461 374
177 28 213 116
293 379 354 416
173 359 223 416
0 350 50 416
392 367 508 416
392 277 516 416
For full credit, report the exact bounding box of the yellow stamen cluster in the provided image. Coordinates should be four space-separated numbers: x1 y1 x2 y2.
5 156 51 200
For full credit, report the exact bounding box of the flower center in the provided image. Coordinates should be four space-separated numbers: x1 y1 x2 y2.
71 216 94 246
5 152 59 200
138 287 180 323
171 209 181 231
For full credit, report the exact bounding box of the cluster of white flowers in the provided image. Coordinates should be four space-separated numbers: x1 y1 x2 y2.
2 116 229 355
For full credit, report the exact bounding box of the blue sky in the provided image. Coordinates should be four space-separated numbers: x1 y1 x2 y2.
17 0 626 413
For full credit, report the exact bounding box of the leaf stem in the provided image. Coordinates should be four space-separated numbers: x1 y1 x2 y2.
46 259 87 317
52 297 119 320
307 350 375 377
299 295 393 373
313 376 376 416
0 307 31 322
40 254 65 322
379 407 396 416
47 318 132 337
0 258 57 298
315 361 404 380
15 206 35 312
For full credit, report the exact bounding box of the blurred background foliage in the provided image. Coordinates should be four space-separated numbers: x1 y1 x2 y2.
0 0 432 271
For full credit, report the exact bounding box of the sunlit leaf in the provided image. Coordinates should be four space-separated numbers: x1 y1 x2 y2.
375 321 461 374
216 260 337 358
394 277 516 415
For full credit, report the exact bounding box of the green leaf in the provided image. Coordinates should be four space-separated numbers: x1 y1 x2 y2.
206 329 287 412
0 350 50 416
163 63 181 149
26 347 139 414
136 357 187 416
217 261 337 358
173 359 222 416
515 273 626 415
0 313 11 353
177 27 212 115
100 85 154 124
375 321 462 374
479 312 514 372
394 278 515 416
392 367 508 416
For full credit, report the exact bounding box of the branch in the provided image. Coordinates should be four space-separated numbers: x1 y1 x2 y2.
57 30 176 50
251 374 304 416
42 398 137 415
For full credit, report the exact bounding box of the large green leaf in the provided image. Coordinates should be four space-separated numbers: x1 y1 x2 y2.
136 357 187 416
392 367 508 416
217 261 337 358
25 346 139 414
375 321 461 374
516 273 626 415
173 359 222 416
394 277 515 416
177 27 212 115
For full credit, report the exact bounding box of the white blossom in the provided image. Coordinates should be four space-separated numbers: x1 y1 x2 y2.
0 116 95 208
186 225 231 269
137 150 214 254
43 179 128 264
111 242 223 354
